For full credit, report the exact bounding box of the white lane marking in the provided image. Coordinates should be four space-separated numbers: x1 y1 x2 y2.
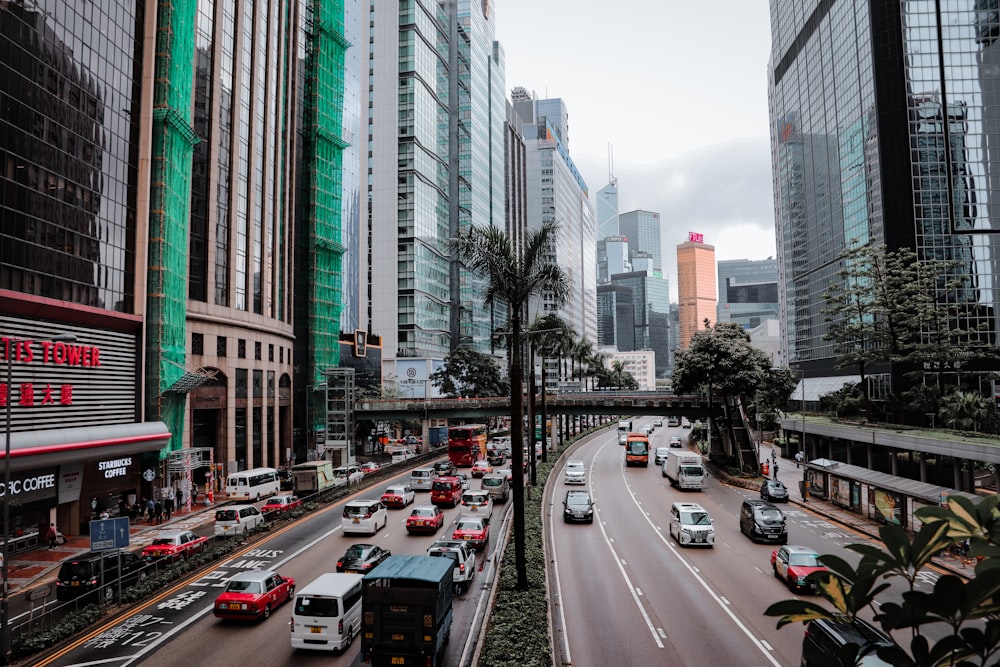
616 453 783 666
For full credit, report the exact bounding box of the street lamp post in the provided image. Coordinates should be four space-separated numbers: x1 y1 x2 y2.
2 333 75 663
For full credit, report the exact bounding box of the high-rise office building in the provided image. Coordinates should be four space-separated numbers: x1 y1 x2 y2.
769 2 1000 386
365 1 507 390
717 258 779 330
512 90 597 344
608 268 671 377
596 180 620 241
677 238 717 349
597 283 636 350
619 209 662 271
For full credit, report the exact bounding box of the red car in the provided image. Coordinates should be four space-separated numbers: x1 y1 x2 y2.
771 545 827 593
471 460 493 478
141 529 208 563
406 506 444 535
213 570 295 621
452 516 489 550
261 494 302 514
361 462 381 475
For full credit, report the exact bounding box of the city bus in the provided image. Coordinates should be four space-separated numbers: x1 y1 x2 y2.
447 424 488 467
625 433 650 467
225 467 281 501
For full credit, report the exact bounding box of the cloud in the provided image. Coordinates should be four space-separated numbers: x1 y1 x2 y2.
579 137 777 301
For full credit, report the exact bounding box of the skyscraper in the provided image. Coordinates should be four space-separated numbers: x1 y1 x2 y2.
512 89 597 344
769 1 1000 387
596 180 620 241
365 1 507 390
676 238 717 349
619 209 662 271
717 258 779 330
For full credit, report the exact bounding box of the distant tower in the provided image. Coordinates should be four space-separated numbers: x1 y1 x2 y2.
596 146 619 241
677 235 717 349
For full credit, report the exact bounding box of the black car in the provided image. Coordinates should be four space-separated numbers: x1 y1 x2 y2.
336 543 391 574
433 460 456 476
56 550 148 602
761 479 789 502
563 490 595 524
802 617 895 666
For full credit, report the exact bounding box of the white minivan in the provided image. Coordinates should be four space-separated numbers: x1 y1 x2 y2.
341 499 387 535
214 504 264 537
290 572 364 652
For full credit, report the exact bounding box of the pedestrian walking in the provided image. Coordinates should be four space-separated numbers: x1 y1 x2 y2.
191 486 199 506
773 462 780 479
176 488 184 509
795 450 804 468
154 500 163 525
146 497 155 522
164 493 174 521
46 523 59 549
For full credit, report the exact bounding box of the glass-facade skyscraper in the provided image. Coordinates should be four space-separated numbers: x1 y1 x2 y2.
717 258 779 330
619 209 662 272
769 1 1000 386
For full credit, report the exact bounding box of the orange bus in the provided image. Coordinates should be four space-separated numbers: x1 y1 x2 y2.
625 433 650 467
448 424 488 467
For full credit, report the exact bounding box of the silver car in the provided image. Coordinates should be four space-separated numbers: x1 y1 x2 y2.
563 460 586 485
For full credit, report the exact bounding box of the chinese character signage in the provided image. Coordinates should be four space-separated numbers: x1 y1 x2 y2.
688 232 704 244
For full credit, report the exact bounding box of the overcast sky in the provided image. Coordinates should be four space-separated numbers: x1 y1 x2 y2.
494 1 776 301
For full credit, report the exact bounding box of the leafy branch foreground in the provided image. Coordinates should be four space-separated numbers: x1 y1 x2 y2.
766 495 1000 666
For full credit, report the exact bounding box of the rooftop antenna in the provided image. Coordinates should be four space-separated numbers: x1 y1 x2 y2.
608 144 617 187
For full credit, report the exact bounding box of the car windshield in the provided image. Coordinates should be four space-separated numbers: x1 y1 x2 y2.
769 481 786 490
345 505 369 516
567 494 591 507
412 508 434 517
680 465 703 475
789 553 822 567
61 562 94 578
432 481 454 491
627 442 647 454
482 477 502 487
294 596 339 617
463 493 487 503
385 487 403 495
216 510 237 521
344 545 372 558
429 551 459 564
226 580 262 594
681 511 711 525
456 520 482 531
151 538 177 546
758 508 784 521
566 462 584 471
655 449 669 456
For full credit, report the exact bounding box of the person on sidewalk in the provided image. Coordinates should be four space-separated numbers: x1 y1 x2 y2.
773 462 780 480
795 450 804 468
176 488 183 509
164 492 174 521
146 497 155 522
46 523 59 549
154 500 163 525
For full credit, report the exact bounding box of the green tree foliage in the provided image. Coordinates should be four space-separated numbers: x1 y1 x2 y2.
594 359 638 390
766 495 1000 666
822 243 992 418
938 390 998 433
429 346 508 398
451 220 569 591
671 320 775 405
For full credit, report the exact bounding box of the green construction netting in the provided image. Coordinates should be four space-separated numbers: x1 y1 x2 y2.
146 0 198 457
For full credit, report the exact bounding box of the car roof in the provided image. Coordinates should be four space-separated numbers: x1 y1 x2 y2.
152 529 192 538
345 498 381 506
783 545 820 554
411 505 438 512
384 484 408 490
745 499 777 508
227 569 278 582
567 459 584 465
673 502 705 511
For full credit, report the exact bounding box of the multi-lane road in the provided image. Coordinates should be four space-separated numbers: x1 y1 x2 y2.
547 419 945 667
38 471 508 667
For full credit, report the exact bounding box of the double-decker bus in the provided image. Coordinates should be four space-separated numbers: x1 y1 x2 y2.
447 424 488 467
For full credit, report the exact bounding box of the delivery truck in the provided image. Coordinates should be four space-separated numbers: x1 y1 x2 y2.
662 450 705 490
362 555 453 666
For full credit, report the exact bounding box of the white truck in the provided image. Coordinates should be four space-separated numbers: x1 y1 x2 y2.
617 419 632 445
662 450 705 490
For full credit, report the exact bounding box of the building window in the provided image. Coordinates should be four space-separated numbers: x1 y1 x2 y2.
238 339 246 359
255 341 262 361
217 336 227 357
268 344 274 362
235 368 248 398
192 333 204 356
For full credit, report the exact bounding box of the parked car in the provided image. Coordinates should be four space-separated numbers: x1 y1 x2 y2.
471 460 493 478
771 545 828 593
213 570 295 621
56 550 148 602
261 493 302 514
761 479 789 503
406 505 446 535
452 516 490 550
336 543 391 574
563 489 595 524
140 529 208 563
380 484 416 509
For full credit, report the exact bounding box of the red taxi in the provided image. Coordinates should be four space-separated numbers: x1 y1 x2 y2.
771 545 828 593
140 530 208 563
452 516 489 550
471 460 493 478
261 494 302 514
213 570 295 621
405 506 444 535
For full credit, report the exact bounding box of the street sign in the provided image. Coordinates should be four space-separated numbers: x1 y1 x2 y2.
89 517 130 551
26 585 50 601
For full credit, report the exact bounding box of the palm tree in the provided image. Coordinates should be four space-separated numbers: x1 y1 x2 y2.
451 220 569 590
939 390 996 432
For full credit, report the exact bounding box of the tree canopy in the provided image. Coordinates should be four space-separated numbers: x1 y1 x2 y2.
671 320 776 404
429 346 508 398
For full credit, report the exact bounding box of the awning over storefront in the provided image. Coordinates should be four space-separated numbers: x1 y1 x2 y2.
0 422 171 473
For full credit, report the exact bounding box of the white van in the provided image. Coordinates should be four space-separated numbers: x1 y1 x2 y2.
341 499 387 535
290 572 364 653
410 467 436 491
214 504 264 537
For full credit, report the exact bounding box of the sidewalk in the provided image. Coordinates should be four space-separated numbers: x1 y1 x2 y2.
734 443 973 579
6 500 224 595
